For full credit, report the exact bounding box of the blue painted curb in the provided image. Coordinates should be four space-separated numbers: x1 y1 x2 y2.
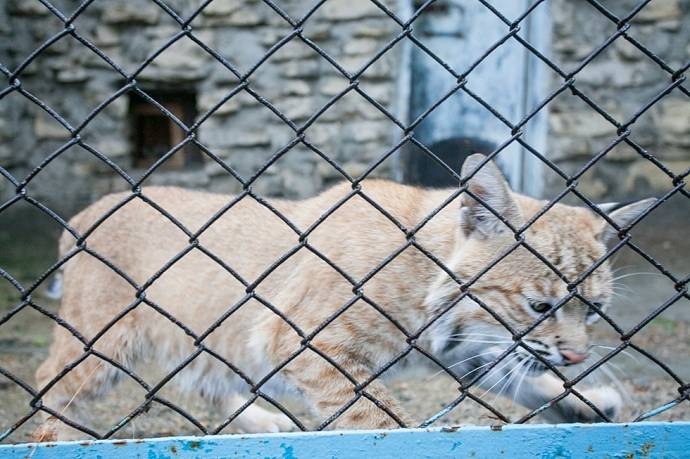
1 422 688 458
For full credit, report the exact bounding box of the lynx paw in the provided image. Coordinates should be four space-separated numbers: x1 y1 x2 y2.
32 418 59 443
576 386 622 422
547 386 622 423
233 405 294 433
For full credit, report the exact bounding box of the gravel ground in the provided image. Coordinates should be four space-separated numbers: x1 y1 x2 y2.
1 318 688 444
1 202 688 444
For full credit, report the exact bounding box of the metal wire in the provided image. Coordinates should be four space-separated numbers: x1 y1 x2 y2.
0 0 688 442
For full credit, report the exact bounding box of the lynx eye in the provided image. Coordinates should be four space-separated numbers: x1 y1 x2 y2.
530 301 552 314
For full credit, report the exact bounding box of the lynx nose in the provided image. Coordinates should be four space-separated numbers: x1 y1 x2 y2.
560 349 588 365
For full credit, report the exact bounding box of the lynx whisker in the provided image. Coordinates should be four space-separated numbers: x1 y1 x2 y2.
457 355 514 381
478 356 521 399
448 332 512 340
589 344 640 364
588 350 631 403
446 338 513 345
492 358 527 405
611 283 635 294
610 271 665 282
512 359 533 405
427 349 502 380
610 282 635 294
600 364 631 403
610 264 637 275
608 291 632 303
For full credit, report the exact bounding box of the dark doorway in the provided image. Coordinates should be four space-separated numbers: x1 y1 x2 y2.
403 137 495 187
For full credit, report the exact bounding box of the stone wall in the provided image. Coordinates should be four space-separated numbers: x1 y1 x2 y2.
546 0 690 201
0 0 402 216
0 0 688 219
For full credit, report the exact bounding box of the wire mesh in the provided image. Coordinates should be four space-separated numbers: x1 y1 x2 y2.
0 0 688 443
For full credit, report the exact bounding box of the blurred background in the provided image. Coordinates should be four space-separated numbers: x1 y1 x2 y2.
0 0 688 442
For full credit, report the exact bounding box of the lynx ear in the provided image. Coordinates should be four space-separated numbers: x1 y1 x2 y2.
597 198 656 242
459 154 522 238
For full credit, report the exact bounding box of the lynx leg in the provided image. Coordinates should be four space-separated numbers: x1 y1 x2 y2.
276 349 412 430
513 371 621 423
33 326 142 441
222 394 294 433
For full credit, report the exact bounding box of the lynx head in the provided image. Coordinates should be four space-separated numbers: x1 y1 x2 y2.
427 154 654 373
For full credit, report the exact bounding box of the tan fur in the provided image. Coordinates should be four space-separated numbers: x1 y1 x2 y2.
34 155 651 440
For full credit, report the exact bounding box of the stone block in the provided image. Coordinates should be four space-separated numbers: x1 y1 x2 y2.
342 161 369 177
208 175 243 194
280 59 320 79
282 166 319 197
577 176 609 199
201 7 264 27
344 38 379 56
82 47 124 70
0 144 12 161
306 122 339 145
354 23 396 38
204 129 272 149
0 115 12 140
633 0 681 23
357 83 392 108
341 55 392 79
199 90 242 116
576 58 657 88
657 19 681 32
657 98 690 135
56 68 90 83
260 28 293 47
7 0 49 15
350 120 387 142
141 35 213 82
549 110 620 138
304 23 332 41
92 26 120 47
280 96 314 120
93 136 130 158
282 81 311 97
103 95 129 119
320 0 382 21
622 159 685 194
147 170 211 187
200 0 242 16
614 39 642 61
606 143 645 162
315 160 346 179
34 114 70 139
272 41 316 62
319 77 348 96
546 136 591 162
661 145 690 159
224 9 264 27
102 3 160 25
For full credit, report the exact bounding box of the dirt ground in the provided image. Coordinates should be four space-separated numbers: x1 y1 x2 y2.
0 198 688 444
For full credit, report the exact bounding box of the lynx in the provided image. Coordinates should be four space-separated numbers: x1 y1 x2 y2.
34 154 652 440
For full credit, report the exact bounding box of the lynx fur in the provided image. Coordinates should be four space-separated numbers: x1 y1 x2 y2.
34 154 652 440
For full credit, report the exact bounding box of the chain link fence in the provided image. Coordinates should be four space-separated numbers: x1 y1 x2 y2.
0 0 689 444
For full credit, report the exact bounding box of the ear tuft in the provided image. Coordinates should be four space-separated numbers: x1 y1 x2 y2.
598 198 656 242
459 154 522 237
